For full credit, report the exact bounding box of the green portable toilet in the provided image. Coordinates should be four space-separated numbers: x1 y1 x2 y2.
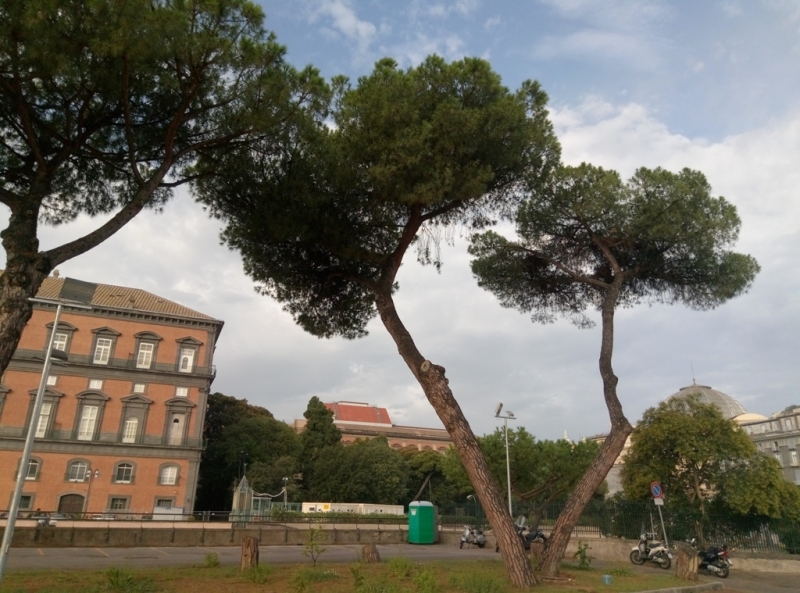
408 501 436 544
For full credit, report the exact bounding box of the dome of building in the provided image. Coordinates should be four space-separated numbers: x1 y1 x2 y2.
733 412 768 425
666 384 747 420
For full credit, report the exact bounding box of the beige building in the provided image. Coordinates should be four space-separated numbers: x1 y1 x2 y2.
0 275 223 517
293 401 452 452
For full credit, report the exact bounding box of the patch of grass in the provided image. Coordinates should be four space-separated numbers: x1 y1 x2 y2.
0 558 693 593
607 567 634 577
386 555 413 578
103 568 158 593
413 568 438 593
241 564 273 584
448 571 506 593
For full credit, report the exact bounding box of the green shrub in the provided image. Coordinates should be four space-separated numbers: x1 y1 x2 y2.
203 552 220 568
449 572 506 593
573 541 592 570
103 568 157 593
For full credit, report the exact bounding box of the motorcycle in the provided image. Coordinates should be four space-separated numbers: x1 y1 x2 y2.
460 525 487 548
495 522 547 553
630 532 672 569
690 538 732 578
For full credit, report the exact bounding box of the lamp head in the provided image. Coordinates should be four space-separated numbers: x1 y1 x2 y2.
507 411 515 418
494 402 503 417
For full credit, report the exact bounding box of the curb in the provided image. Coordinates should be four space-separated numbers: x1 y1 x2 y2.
632 581 724 593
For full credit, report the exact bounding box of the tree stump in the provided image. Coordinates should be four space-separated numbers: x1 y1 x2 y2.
361 542 382 563
241 536 260 570
674 542 698 581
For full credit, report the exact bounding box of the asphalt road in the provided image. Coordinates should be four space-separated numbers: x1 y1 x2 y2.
3 544 798 593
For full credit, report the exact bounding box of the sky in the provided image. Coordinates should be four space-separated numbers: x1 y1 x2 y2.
4 0 800 441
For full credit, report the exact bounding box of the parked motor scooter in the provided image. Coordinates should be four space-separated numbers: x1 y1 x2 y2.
690 538 732 578
495 522 547 553
629 533 672 569
460 525 487 548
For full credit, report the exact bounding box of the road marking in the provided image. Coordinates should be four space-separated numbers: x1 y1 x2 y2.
199 548 217 554
94 548 109 557
150 547 169 556
36 548 44 556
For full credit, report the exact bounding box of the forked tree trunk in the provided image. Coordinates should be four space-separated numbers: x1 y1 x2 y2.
374 291 537 588
539 283 632 577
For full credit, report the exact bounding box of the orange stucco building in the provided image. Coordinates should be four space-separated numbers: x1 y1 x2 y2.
0 275 222 517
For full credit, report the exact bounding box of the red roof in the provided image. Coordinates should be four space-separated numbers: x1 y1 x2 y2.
325 402 393 425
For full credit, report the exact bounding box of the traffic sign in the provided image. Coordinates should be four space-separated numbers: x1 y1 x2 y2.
650 482 663 498
654 498 664 506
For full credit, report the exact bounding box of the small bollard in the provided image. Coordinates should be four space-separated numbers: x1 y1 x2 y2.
601 574 613 585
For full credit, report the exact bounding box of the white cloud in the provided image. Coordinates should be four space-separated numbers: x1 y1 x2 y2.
309 0 378 58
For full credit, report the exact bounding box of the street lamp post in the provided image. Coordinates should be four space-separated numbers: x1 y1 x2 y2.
282 477 288 508
0 278 95 585
494 403 516 517
84 469 100 515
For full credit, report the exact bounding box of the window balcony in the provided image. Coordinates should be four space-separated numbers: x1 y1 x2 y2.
14 349 217 377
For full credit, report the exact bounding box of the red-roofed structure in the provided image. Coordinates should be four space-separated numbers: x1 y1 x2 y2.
293 401 452 452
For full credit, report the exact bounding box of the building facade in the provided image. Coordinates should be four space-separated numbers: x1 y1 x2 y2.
293 401 452 452
0 276 223 517
740 405 800 485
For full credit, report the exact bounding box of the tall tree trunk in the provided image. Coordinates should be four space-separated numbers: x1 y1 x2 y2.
0 202 52 374
374 290 537 588
539 285 632 576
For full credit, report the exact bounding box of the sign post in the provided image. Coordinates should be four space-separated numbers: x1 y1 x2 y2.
650 482 669 548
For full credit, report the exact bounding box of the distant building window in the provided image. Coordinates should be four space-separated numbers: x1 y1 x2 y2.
136 343 155 369
24 459 40 480
122 419 138 443
132 383 146 394
761 425 767 434
52 332 69 352
178 348 195 373
785 418 795 431
114 463 134 483
89 379 103 390
19 495 33 510
160 465 178 485
774 453 783 465
46 375 57 386
791 451 798 467
35 402 52 438
68 461 89 482
175 387 188 397
773 441 779 451
109 497 129 510
93 338 113 365
156 498 173 508
77 405 99 440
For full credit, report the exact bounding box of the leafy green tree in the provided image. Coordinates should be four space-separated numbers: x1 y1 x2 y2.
623 394 800 541
310 437 409 504
399 446 462 506
195 55 560 587
442 429 599 526
0 0 319 378
298 396 342 493
469 164 759 575
196 393 300 511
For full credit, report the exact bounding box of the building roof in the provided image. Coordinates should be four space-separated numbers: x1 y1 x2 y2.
667 384 747 420
35 275 219 322
325 401 392 426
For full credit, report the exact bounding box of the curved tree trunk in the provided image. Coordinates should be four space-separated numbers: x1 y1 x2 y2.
0 203 52 375
539 283 632 576
374 290 537 588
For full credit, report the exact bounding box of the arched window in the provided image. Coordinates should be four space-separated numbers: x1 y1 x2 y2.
114 463 134 484
159 465 179 485
67 460 89 482
122 418 138 443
